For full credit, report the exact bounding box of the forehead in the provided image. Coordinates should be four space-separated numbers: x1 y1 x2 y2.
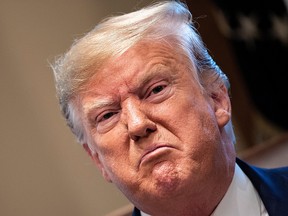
79 40 198 110
88 41 193 87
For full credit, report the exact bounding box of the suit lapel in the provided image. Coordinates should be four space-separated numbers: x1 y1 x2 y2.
132 207 141 216
236 158 288 216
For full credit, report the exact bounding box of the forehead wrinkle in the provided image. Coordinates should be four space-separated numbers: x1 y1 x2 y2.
112 41 178 92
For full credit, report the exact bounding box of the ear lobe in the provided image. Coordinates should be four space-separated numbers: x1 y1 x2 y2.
215 108 231 128
82 143 112 183
211 85 231 128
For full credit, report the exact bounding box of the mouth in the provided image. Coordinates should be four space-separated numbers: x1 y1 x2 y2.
139 145 174 167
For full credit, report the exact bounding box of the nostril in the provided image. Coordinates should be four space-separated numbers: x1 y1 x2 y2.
146 128 155 134
131 128 155 142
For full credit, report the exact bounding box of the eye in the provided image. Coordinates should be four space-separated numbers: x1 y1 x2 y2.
147 84 167 97
102 112 115 120
151 85 165 94
97 111 117 123
93 109 120 134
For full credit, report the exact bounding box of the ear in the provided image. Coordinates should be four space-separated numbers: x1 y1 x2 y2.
210 84 231 128
83 143 112 183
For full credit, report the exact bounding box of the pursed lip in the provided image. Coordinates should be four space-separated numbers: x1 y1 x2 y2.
139 144 174 167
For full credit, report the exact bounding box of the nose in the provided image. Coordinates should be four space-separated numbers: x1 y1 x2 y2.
124 99 157 141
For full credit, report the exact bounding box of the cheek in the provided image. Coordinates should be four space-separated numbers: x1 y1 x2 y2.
94 124 127 150
92 128 131 171
158 96 219 154
152 94 210 134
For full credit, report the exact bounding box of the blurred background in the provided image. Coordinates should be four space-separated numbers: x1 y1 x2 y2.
1 0 287 216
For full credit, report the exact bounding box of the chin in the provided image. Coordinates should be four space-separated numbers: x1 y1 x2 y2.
150 160 183 196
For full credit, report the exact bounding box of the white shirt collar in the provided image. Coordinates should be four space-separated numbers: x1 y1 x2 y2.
141 164 268 216
211 164 268 216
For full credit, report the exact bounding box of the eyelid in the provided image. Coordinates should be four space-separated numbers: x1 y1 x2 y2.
144 80 169 102
95 109 118 123
94 109 120 134
144 80 168 98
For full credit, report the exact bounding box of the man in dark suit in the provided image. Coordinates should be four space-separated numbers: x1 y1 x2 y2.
51 1 288 215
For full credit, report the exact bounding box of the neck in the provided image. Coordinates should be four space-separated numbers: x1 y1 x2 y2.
141 180 232 216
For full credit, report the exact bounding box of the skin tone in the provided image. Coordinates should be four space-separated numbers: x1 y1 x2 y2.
78 40 236 216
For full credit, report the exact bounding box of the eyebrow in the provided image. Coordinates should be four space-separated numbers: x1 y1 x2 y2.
133 64 171 91
83 97 116 116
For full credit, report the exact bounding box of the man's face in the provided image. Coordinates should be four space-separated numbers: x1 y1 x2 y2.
79 41 234 212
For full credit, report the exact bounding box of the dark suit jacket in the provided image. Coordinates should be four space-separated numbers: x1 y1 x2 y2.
132 158 288 216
